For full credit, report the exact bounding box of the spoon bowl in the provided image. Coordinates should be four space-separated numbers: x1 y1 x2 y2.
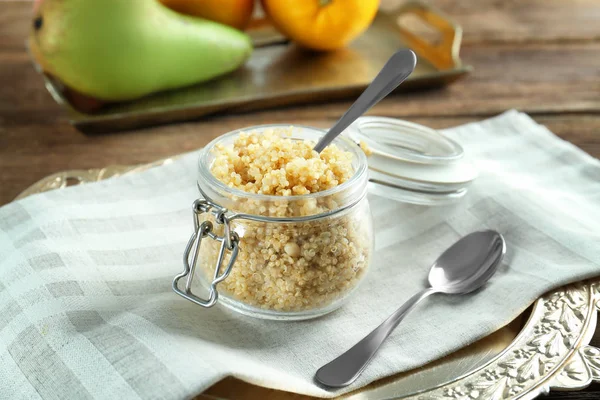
429 230 506 294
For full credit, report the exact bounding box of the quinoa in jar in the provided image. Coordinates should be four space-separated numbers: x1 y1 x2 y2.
174 125 373 320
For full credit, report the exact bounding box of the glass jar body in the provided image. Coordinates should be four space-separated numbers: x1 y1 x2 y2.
194 125 373 320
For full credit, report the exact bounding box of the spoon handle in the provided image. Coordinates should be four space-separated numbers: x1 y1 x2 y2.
312 49 417 153
315 287 435 388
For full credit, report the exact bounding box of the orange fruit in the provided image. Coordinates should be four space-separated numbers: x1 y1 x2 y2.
261 0 379 51
160 0 254 30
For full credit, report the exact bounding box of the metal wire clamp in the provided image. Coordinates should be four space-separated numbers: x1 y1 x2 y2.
172 199 239 308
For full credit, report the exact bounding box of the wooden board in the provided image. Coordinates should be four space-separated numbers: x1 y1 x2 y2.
384 0 600 43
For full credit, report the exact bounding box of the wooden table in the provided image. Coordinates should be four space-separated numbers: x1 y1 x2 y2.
1 1 599 399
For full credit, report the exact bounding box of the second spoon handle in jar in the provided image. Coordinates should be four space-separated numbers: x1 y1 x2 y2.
315 287 435 388
312 49 417 154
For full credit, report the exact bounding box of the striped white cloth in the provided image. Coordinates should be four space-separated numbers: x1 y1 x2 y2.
1 110 599 399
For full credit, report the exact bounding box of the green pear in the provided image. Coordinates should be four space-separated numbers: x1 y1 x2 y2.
29 0 253 101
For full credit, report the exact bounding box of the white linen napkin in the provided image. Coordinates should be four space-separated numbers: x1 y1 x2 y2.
1 110 599 399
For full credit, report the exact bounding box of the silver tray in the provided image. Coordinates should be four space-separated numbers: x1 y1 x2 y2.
16 162 600 400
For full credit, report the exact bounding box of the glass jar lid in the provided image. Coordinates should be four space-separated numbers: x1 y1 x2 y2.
345 116 478 205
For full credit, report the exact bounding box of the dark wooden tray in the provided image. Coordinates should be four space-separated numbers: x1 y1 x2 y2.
33 1 471 132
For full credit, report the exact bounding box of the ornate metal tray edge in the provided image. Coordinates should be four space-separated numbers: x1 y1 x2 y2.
412 282 600 400
15 163 600 400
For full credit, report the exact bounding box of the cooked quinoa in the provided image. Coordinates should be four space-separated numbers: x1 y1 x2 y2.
359 140 373 157
199 128 372 312
210 128 354 196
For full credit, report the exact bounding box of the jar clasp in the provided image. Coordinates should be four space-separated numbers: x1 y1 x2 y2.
173 199 239 307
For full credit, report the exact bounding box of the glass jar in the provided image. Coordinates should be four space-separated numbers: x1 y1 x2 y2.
173 125 373 320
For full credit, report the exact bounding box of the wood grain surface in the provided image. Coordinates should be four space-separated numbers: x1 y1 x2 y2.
415 0 600 44
1 1 599 399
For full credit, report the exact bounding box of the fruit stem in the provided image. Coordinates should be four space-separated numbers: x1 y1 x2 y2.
319 0 333 6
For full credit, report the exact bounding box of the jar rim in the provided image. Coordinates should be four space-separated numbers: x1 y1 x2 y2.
349 116 464 164
198 124 369 202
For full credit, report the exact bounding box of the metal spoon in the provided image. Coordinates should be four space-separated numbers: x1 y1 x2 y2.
313 49 417 153
315 230 506 388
